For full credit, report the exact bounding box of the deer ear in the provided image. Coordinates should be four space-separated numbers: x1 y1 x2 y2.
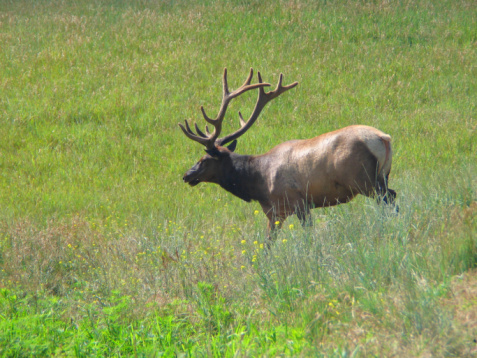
226 140 237 152
205 147 221 157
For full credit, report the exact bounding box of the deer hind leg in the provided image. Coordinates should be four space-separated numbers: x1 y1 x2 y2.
354 148 397 208
375 137 398 207
357 135 397 207
376 172 398 211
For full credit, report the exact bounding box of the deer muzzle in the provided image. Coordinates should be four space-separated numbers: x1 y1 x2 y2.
183 167 201 186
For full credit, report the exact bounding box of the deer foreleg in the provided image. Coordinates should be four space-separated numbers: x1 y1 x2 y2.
296 208 313 228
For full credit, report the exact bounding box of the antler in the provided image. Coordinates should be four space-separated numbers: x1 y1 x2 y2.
179 68 270 149
216 71 298 147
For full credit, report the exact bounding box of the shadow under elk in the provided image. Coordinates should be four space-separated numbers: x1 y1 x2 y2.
179 68 397 242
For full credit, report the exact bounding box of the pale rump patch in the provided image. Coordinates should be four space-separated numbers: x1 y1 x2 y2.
380 137 391 176
356 127 392 177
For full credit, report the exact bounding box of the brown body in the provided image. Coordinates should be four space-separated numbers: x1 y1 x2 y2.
249 125 393 223
180 69 396 239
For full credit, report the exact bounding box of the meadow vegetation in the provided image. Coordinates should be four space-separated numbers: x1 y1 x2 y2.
0 0 475 356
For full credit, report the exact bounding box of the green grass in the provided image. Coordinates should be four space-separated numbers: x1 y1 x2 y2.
0 0 476 356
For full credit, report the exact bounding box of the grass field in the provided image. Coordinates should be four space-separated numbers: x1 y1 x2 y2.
0 0 476 356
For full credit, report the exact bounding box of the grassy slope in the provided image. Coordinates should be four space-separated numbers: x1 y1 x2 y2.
0 0 476 356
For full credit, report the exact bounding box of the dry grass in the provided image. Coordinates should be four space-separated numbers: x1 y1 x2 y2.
1 197 475 355
0 215 255 306
443 269 477 357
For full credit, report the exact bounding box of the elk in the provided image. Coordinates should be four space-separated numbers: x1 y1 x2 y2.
179 68 396 240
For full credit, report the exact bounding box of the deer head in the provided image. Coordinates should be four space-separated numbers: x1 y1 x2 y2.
179 68 298 187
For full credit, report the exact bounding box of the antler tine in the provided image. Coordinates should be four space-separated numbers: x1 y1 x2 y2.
277 73 283 87
179 120 212 148
182 119 193 134
229 68 270 99
200 105 214 124
276 73 299 92
257 71 264 85
222 68 229 97
238 111 246 127
222 68 255 97
259 71 299 99
194 123 208 138
243 68 254 86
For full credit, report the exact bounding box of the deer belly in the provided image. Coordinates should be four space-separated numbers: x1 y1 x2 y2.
307 182 355 208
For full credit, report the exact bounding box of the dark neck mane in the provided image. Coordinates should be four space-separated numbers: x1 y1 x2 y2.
218 154 266 203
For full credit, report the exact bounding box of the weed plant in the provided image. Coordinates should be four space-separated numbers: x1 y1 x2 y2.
0 0 476 356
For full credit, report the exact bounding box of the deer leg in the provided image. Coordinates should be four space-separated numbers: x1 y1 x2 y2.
266 216 284 244
263 209 288 248
375 174 398 212
296 208 313 228
382 188 396 204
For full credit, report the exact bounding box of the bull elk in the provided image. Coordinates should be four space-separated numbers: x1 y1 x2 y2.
179 68 397 240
